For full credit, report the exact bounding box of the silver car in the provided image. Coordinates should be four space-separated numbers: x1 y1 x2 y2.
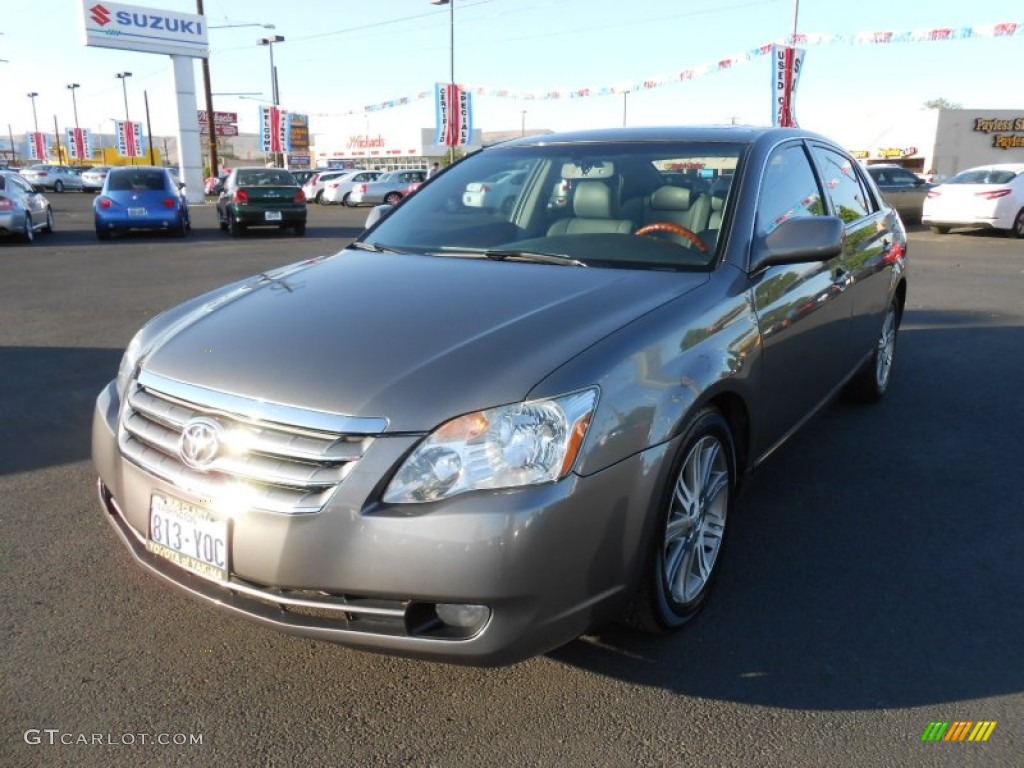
0 171 55 242
347 169 427 206
320 170 384 206
92 126 908 666
865 164 933 223
19 164 84 193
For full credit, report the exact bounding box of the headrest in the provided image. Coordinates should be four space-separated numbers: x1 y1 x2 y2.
649 185 692 212
573 180 616 219
711 192 726 212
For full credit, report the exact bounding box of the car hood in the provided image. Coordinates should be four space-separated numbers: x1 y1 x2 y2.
142 250 707 432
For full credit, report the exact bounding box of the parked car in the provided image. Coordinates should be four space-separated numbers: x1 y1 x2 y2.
301 169 368 205
0 170 54 242
94 166 190 240
320 170 385 206
19 164 84 193
864 163 933 223
347 169 427 207
216 167 307 236
921 163 1024 238
80 166 112 193
92 125 907 666
290 168 330 187
462 168 528 212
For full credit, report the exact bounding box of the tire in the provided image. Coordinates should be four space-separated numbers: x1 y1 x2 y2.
228 212 245 237
319 195 332 206
1010 209 1024 239
53 180 64 193
22 213 34 243
313 190 323 204
42 207 55 233
845 298 900 403
173 215 187 237
293 223 307 236
384 192 402 206
96 228 112 241
341 192 351 207
930 225 950 235
627 407 735 632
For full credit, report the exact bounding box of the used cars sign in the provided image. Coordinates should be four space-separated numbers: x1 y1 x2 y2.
79 0 210 59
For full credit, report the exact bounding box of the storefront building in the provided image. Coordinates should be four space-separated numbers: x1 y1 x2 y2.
837 108 1024 179
311 128 483 171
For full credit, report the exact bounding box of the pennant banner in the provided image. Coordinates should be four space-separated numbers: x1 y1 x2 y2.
434 84 474 147
25 132 50 161
115 121 144 157
357 21 1020 113
259 106 290 153
771 45 806 127
66 128 93 160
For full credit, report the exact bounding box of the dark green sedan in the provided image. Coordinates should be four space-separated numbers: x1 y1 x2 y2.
216 167 307 237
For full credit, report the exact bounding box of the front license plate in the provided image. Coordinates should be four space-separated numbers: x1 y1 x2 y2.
264 211 282 221
128 207 147 217
147 494 229 582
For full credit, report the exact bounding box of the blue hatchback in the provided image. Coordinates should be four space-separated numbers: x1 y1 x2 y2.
94 166 190 240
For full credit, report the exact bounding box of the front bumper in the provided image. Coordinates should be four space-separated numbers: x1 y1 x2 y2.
92 380 668 666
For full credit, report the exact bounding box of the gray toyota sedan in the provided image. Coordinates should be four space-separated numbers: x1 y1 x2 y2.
93 126 908 666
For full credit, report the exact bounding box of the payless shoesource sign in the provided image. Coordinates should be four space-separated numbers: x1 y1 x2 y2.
973 116 1024 150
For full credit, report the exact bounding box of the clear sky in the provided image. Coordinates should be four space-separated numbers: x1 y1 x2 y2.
1 0 1022 148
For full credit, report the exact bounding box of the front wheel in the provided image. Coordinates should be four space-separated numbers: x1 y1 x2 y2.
22 213 35 243
53 180 65 193
845 298 900 403
43 208 55 233
341 192 352 207
627 407 735 632
384 192 402 206
930 225 950 235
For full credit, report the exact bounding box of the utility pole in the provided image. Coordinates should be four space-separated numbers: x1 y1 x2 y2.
196 0 219 176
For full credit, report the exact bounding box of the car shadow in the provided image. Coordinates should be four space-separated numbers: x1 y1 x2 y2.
546 314 1024 711
0 346 122 476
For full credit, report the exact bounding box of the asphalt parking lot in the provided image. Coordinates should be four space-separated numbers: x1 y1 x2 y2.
2 193 1022 767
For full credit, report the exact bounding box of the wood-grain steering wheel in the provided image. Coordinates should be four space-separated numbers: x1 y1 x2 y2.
634 222 708 253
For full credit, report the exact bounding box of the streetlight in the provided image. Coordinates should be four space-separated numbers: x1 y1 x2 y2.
521 110 527 137
26 92 39 133
66 84 81 130
258 35 285 106
116 72 134 164
431 0 454 162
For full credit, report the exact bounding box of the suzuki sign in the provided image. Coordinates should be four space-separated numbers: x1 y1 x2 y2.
79 0 210 58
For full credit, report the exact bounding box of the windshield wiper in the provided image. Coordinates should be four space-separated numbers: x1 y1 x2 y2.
349 241 404 254
483 249 587 267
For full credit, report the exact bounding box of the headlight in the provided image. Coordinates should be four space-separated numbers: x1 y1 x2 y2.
383 388 598 504
115 331 146 398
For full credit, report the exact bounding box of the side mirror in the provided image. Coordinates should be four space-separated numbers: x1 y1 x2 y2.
750 216 844 273
364 204 393 229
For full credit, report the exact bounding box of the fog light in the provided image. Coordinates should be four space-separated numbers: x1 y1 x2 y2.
435 603 490 629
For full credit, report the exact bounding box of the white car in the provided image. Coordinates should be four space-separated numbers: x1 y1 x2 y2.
462 169 528 213
320 170 383 206
922 163 1024 238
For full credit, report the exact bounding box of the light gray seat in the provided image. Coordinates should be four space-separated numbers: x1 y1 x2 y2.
547 180 634 236
643 185 713 234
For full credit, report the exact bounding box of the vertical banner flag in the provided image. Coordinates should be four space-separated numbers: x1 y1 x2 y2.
116 120 144 157
25 132 50 161
771 45 805 127
434 83 474 147
259 106 290 153
66 128 93 160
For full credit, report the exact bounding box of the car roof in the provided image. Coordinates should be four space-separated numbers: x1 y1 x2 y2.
495 124 827 148
957 163 1024 172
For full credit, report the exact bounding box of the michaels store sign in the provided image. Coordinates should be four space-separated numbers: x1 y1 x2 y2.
79 1 209 58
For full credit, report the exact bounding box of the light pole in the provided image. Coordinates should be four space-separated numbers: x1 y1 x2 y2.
431 0 455 162
27 92 39 133
258 35 285 167
258 35 285 106
66 84 81 130
116 72 134 164
521 110 526 137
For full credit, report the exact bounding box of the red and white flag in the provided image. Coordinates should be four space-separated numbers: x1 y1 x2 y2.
116 120 144 157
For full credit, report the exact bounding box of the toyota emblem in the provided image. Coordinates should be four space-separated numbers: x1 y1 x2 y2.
179 418 221 470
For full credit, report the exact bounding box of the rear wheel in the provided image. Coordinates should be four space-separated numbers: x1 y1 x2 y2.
53 180 65 193
845 298 900 403
930 225 950 235
96 228 112 241
1010 209 1024 239
22 213 34 243
228 212 245 237
342 192 352 207
319 195 332 206
293 223 307 236
627 407 735 632
313 190 324 204
384 192 402 206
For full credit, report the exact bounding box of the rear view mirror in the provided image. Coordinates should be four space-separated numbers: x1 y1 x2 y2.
750 216 844 273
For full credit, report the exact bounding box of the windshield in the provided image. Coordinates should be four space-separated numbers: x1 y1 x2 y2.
361 141 744 270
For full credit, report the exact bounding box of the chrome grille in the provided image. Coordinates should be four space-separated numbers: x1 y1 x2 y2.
118 370 387 515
